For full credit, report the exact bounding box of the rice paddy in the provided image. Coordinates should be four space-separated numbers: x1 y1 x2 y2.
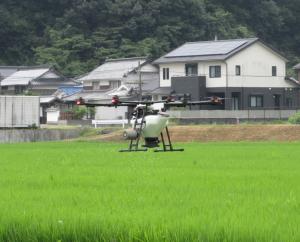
0 141 299 241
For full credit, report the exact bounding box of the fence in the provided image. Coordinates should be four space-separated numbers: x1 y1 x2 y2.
0 96 40 128
168 109 299 123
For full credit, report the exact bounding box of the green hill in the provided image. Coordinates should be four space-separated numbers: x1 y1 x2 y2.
0 0 299 76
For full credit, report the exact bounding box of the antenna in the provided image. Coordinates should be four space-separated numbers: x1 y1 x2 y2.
138 61 142 101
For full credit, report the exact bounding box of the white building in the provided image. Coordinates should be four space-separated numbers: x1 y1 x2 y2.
65 57 159 119
153 38 299 110
79 57 158 93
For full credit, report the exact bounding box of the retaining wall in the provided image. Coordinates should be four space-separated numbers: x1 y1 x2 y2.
0 129 81 144
169 110 298 120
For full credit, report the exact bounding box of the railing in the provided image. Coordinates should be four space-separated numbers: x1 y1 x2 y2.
92 119 128 128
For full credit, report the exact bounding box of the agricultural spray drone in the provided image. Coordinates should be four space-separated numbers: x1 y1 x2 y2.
76 95 223 152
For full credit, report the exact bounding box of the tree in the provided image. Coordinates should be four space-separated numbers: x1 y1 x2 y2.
0 0 299 76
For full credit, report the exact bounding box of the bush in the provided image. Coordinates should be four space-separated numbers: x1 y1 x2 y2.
28 123 38 129
72 106 87 119
288 112 300 124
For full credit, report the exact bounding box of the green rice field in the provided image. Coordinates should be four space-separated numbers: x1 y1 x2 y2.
0 141 299 241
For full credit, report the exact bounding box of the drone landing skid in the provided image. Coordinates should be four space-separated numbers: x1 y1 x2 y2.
155 127 184 153
154 148 184 152
119 127 183 153
119 148 148 152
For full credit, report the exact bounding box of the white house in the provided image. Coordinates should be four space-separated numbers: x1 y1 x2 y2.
78 57 159 93
153 38 299 110
65 57 159 120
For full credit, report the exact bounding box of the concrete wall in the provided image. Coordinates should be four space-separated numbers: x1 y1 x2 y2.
169 109 298 120
0 96 40 128
0 129 81 144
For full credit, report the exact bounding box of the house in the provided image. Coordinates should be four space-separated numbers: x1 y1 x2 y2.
0 66 76 96
39 86 83 124
65 57 159 120
79 57 159 93
153 38 300 110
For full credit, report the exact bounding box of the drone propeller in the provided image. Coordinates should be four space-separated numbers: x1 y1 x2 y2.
164 96 224 107
75 95 224 107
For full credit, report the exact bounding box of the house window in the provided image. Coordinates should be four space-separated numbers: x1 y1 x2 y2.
231 92 240 110
111 81 121 89
99 85 110 90
185 63 198 76
209 65 221 78
249 95 263 108
99 81 110 90
163 68 169 80
235 65 241 76
272 66 277 76
92 81 99 90
15 86 26 94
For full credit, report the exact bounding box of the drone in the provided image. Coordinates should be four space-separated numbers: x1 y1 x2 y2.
76 95 223 152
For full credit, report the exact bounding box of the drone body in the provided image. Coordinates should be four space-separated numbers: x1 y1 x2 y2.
76 95 223 152
123 104 174 151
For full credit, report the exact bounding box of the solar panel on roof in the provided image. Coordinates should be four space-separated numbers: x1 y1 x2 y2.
165 40 248 58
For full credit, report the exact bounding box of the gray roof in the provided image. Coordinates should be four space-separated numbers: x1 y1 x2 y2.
40 96 58 104
285 77 300 86
153 38 286 64
293 63 300 70
0 66 75 87
0 65 51 81
0 67 19 80
1 68 51 86
63 90 111 102
79 57 148 82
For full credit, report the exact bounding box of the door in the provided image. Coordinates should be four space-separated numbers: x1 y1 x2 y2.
231 93 240 110
274 94 281 109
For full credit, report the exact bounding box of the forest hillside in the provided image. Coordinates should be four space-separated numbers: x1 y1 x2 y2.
0 0 299 76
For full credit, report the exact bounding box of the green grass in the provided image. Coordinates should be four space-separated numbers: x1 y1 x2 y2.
0 141 299 241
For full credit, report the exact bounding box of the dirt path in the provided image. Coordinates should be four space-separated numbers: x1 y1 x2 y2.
85 125 300 142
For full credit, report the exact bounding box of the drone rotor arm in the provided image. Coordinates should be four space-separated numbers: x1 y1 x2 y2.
84 103 137 107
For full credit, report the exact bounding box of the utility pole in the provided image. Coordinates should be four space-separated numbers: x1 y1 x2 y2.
138 61 142 101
